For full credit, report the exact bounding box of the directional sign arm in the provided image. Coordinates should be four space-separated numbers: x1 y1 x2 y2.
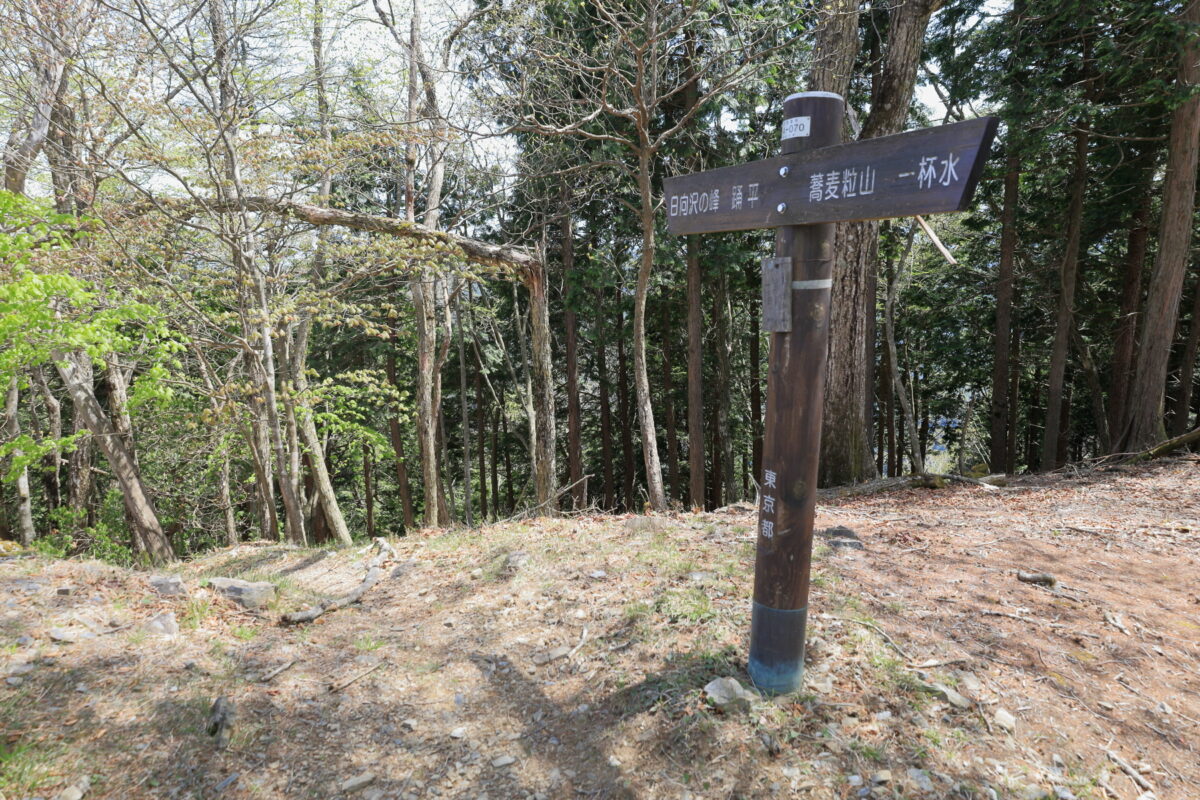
664 117 999 235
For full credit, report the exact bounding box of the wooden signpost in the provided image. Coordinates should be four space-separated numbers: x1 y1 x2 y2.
665 92 997 694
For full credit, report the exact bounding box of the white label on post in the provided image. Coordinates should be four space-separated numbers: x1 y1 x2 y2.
781 116 811 140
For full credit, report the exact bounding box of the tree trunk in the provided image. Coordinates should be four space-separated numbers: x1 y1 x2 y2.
714 270 735 502
54 351 174 563
3 380 36 547
1108 188 1152 446
476 354 489 519
1042 122 1090 470
412 278 441 526
563 206 584 510
490 407 500 519
1006 325 1022 473
456 291 473 526
1168 276 1200 436
1127 0 1200 449
596 292 616 510
617 321 636 510
363 442 375 538
989 152 1020 472
808 0 862 100
886 229 924 473
818 0 941 485
660 303 681 503
385 354 416 529
633 152 667 510
685 234 705 509
748 280 763 486
525 263 557 514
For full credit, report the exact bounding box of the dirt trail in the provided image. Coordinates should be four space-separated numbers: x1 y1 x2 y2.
1 458 1197 799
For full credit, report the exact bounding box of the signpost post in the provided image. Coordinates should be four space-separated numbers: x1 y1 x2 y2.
665 92 997 694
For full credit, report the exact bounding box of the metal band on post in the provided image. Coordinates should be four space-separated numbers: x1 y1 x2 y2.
747 91 843 694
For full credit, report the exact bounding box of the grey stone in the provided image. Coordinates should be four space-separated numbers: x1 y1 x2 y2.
48 627 94 644
209 577 276 609
8 663 35 676
956 670 983 698
450 726 466 739
871 770 892 784
340 773 376 792
402 718 418 731
703 676 757 711
588 570 607 579
994 707 1016 733
149 574 187 596
56 585 77 596
502 551 530 571
5 676 22 687
144 611 179 637
15 635 32 646
532 646 571 666
491 755 516 768
928 682 972 709
54 776 90 800
1053 787 1078 800
907 768 935 794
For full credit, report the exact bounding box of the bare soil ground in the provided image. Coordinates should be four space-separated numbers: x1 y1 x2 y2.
2 458 1198 800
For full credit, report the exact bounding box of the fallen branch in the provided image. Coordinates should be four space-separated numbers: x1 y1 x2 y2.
258 659 297 682
828 615 911 660
281 538 396 625
499 474 592 523
1121 424 1200 464
329 660 389 693
1104 749 1154 793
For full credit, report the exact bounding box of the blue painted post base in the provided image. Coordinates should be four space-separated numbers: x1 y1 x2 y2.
747 601 808 694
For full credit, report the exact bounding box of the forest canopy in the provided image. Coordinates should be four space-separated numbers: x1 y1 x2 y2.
1 0 1197 564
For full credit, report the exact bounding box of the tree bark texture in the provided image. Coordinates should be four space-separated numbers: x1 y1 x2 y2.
1127 0 1200 449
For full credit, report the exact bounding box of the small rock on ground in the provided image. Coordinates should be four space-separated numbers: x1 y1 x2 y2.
340 773 376 792
995 707 1016 733
703 676 757 711
144 611 179 636
209 577 276 609
491 755 516 768
149 574 187 596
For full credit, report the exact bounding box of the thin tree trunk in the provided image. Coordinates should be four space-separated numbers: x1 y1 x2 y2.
633 153 667 511
1006 325 1022 473
617 319 636 510
1042 121 1090 470
563 204 584 510
3 380 36 547
502 409 514 512
714 270 735 502
54 351 174 563
363 443 375 539
32 367 62 512
660 303 681 503
456 291 473 526
990 152 1020 472
1127 0 1200 449
490 407 500 519
1108 189 1152 446
596 292 615 510
1071 322 1111 453
385 354 416 529
476 354 489 519
1169 276 1200 436
685 234 705 509
886 230 924 473
749 284 762 485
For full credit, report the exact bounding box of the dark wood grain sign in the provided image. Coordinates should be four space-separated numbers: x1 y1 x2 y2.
665 94 998 695
664 117 998 235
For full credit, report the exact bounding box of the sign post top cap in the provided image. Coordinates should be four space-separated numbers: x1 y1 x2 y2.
784 91 844 102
